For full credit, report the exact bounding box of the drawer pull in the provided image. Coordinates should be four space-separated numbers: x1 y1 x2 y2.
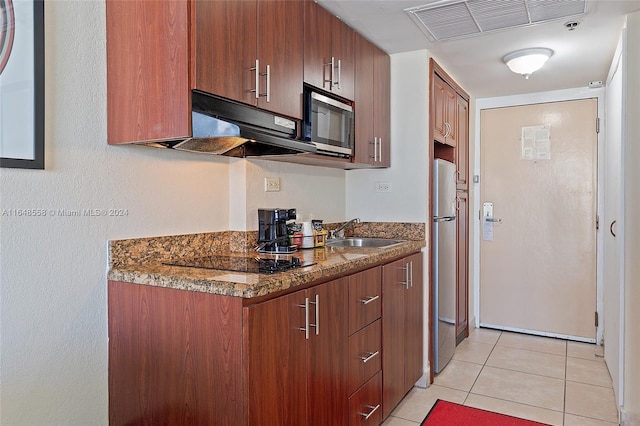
360 295 380 305
359 351 379 363
360 404 380 420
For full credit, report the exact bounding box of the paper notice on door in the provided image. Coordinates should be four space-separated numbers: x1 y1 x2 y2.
482 219 494 241
521 125 551 160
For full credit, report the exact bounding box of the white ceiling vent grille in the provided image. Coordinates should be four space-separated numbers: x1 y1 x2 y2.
406 0 586 41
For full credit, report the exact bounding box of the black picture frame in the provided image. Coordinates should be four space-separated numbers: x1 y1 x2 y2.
0 0 44 169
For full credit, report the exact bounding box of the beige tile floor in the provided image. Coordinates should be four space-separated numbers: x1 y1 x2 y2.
383 328 619 426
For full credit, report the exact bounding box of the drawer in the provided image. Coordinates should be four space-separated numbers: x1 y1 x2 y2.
348 371 382 426
348 267 381 335
348 319 381 395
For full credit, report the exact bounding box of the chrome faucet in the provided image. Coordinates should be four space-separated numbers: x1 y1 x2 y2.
329 218 360 239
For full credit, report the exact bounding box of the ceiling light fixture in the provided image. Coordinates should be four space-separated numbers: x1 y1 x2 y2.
502 48 554 79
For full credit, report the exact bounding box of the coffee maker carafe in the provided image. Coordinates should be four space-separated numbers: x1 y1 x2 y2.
257 208 297 253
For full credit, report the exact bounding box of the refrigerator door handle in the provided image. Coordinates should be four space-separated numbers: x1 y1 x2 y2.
433 216 456 222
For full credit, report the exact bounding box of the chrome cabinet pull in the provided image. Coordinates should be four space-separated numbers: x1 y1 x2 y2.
325 57 335 88
378 138 382 163
250 59 259 99
309 294 319 336
335 58 341 89
444 122 451 138
297 298 309 339
399 265 409 289
360 295 380 305
360 404 380 420
359 351 379 363
610 220 617 237
374 137 379 162
409 261 413 287
259 64 269 100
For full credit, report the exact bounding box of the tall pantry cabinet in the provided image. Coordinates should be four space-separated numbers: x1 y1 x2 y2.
429 59 470 382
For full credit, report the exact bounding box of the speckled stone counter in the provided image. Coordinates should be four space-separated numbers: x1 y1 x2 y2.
108 222 426 298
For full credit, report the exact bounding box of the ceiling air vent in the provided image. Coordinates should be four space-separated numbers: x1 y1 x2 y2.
405 0 586 42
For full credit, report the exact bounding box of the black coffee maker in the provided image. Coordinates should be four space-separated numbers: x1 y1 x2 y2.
257 208 297 253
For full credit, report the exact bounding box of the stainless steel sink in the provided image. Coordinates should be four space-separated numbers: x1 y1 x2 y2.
326 237 406 248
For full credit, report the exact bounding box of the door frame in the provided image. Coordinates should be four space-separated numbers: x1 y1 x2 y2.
473 86 606 343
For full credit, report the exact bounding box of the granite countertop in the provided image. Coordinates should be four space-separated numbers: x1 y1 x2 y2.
108 223 426 299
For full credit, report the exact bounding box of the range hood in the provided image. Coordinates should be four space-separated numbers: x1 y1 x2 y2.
146 91 317 158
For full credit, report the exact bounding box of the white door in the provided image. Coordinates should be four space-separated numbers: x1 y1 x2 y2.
480 99 598 340
603 51 623 401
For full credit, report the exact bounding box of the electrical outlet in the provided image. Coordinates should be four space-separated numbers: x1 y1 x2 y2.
375 182 392 193
264 177 280 192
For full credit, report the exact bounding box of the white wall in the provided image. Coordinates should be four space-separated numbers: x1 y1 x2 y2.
0 2 347 424
622 10 640 425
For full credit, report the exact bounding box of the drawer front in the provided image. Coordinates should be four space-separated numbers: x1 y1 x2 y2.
348 371 382 426
348 319 381 395
348 267 381 335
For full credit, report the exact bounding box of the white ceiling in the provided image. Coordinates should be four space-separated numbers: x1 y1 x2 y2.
317 0 640 98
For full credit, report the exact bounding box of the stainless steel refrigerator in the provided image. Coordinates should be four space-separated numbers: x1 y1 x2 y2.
432 159 457 374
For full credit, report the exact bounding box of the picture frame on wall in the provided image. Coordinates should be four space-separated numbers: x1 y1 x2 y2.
0 0 44 169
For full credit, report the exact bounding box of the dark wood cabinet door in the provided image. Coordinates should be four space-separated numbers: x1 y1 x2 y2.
308 278 349 426
353 33 376 165
331 17 355 100
304 0 332 92
257 0 304 119
245 290 308 425
106 0 190 144
405 253 424 389
455 95 469 190
456 191 469 342
381 258 407 419
108 281 243 425
348 372 382 426
348 265 381 335
373 47 391 167
432 75 448 144
193 0 257 106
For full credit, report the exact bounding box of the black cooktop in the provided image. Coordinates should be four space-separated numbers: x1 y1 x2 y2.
164 255 315 274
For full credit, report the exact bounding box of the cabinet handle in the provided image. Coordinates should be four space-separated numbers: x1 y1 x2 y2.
309 294 319 336
265 64 270 103
399 265 409 289
371 137 378 162
610 220 617 237
360 295 380 305
409 261 413 288
335 58 341 89
250 59 259 99
378 138 383 163
359 351 379 363
325 57 335 88
360 404 380 420
444 122 451 138
297 297 309 339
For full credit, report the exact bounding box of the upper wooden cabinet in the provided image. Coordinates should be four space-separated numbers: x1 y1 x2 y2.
353 33 390 167
455 94 469 190
106 0 191 144
304 0 355 100
433 74 458 147
194 0 304 119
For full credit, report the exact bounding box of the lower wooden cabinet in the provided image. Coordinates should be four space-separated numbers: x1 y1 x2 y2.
109 251 422 425
246 277 348 425
349 371 383 426
456 190 469 342
382 252 424 418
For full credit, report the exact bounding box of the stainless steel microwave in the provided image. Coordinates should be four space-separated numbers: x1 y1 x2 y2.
302 90 354 158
